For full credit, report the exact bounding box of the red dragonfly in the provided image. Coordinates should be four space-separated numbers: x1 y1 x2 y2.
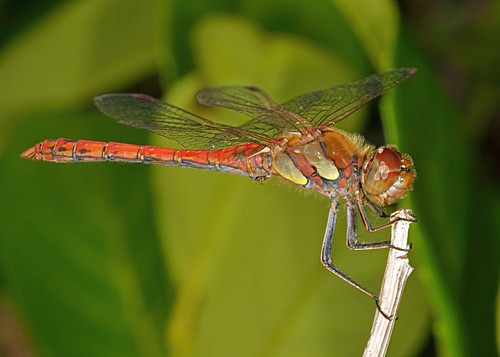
22 68 417 316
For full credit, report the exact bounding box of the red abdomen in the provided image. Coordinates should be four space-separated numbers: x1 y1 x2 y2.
21 139 272 179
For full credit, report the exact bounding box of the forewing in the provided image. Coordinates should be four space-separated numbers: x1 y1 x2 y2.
94 69 415 149
196 86 278 117
197 86 312 138
94 93 272 149
281 68 416 128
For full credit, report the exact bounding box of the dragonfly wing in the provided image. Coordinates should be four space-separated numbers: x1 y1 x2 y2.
281 68 416 128
197 86 312 138
94 93 272 149
196 86 278 117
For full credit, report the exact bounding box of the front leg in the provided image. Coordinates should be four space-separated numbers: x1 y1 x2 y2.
356 194 417 233
346 199 392 250
350 195 415 252
365 199 389 218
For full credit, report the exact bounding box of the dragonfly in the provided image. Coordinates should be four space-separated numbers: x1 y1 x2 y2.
22 68 417 317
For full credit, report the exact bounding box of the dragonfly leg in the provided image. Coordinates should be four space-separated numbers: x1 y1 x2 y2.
365 199 389 218
345 199 392 250
320 200 392 318
352 196 413 252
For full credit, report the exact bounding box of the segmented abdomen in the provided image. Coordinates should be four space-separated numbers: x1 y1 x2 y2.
21 139 272 179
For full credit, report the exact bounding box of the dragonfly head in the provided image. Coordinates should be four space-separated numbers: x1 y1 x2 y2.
361 146 415 207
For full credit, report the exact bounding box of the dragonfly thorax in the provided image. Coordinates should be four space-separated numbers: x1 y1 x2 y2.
361 146 415 207
269 128 415 209
270 128 369 196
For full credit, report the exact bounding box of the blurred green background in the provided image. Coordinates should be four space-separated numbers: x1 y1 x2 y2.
0 1 498 356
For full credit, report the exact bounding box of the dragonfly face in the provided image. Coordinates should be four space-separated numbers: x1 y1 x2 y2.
22 68 417 314
361 146 416 207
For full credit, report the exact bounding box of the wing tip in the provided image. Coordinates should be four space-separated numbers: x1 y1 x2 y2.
93 93 159 106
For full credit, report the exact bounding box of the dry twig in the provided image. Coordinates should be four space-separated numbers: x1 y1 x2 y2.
363 209 415 357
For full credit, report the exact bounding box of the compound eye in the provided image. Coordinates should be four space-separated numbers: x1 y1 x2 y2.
363 148 403 195
362 146 416 206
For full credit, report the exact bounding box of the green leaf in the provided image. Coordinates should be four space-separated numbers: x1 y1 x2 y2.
0 0 158 136
332 0 399 69
388 26 498 356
